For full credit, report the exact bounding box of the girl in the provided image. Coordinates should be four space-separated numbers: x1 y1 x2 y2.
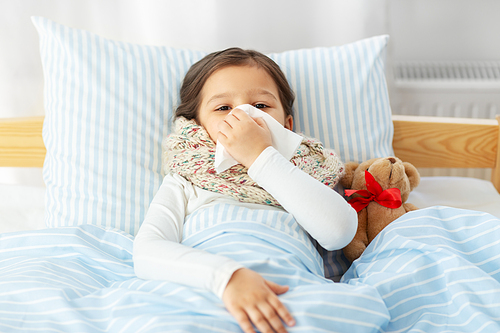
133 48 358 333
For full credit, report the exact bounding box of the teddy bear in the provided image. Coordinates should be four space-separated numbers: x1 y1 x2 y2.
340 156 420 262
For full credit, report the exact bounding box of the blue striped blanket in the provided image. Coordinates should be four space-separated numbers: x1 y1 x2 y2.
1 205 499 332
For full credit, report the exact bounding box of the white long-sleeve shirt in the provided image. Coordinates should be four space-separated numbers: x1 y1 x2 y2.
133 147 357 298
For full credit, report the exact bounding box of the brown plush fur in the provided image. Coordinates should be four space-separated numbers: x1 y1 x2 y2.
341 156 420 262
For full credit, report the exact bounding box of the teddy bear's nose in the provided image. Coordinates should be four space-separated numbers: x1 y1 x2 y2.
388 157 396 164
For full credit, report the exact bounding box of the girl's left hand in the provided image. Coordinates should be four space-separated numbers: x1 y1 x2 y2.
217 108 272 168
223 268 295 333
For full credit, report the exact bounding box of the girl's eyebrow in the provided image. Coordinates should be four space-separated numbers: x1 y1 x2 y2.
206 93 232 106
206 89 278 106
251 89 278 101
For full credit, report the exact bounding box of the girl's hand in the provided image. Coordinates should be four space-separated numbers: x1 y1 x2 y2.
217 108 272 168
222 268 295 333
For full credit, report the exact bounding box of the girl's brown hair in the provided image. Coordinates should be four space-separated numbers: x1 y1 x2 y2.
175 47 295 122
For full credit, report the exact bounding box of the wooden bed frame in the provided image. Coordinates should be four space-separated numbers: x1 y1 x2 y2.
1 115 500 192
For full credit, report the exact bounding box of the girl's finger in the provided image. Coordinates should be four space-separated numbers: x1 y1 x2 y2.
223 118 234 129
253 116 268 129
226 110 244 125
217 130 227 141
268 295 295 328
217 118 232 134
231 108 247 120
229 307 256 333
265 279 289 295
257 302 287 333
220 114 238 131
247 306 273 333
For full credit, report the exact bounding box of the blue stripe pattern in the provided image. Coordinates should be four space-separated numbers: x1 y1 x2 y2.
33 17 205 235
182 204 325 280
1 205 500 331
343 206 500 332
33 16 393 238
268 36 394 163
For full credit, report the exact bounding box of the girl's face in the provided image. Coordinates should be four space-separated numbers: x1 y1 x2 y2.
198 65 293 142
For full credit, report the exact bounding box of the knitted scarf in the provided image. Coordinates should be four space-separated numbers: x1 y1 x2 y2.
163 117 344 208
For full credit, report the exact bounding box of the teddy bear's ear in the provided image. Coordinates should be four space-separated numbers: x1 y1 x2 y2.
340 162 359 189
403 162 421 190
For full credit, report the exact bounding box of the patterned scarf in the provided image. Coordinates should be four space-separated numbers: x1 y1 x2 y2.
163 117 344 208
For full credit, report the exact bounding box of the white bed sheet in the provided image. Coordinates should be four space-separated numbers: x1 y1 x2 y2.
0 183 46 234
1 176 500 234
408 176 500 218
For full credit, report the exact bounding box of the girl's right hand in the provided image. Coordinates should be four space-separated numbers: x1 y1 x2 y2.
222 268 295 333
217 108 273 169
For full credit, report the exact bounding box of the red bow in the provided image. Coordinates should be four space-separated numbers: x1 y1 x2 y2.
344 170 402 213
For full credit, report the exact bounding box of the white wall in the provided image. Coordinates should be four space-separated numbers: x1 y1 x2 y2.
389 0 500 62
0 0 390 117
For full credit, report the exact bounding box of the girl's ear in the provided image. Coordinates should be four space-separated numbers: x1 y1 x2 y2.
285 115 293 131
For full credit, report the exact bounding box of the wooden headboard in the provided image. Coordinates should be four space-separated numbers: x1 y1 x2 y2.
1 115 500 192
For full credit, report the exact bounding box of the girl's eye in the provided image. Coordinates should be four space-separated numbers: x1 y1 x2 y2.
254 103 269 109
215 106 231 111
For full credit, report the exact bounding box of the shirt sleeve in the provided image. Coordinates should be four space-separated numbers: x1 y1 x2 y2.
248 146 358 251
133 174 244 299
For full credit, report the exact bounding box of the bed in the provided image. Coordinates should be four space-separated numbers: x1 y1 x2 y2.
1 16 500 333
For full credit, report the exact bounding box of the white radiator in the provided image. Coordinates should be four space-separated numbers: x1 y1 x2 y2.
390 61 500 180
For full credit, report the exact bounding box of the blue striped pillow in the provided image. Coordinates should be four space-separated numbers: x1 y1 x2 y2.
33 16 393 238
33 17 205 235
269 37 393 162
